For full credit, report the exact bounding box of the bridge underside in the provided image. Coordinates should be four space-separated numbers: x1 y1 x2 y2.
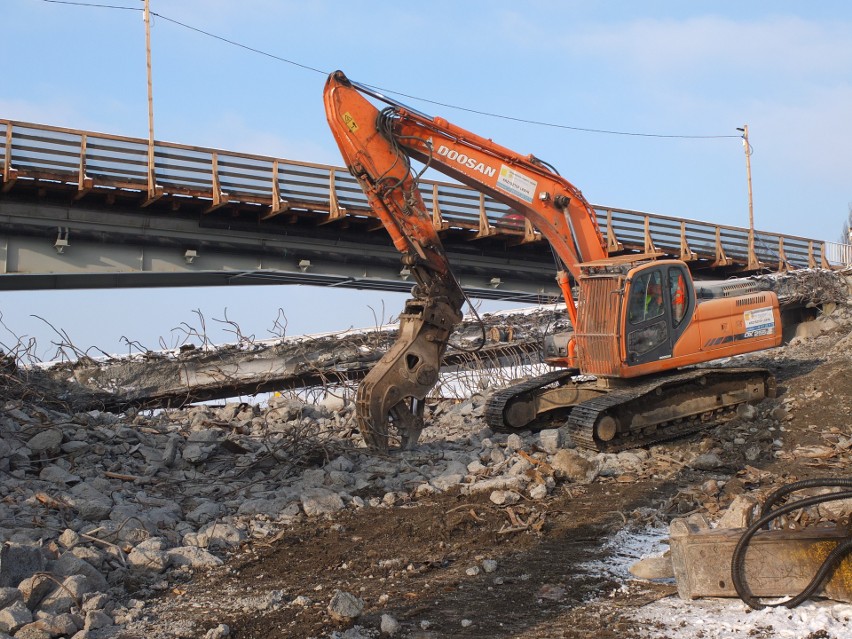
0 117 839 300
0 197 560 302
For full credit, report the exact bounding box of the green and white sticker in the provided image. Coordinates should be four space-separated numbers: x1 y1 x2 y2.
496 165 537 203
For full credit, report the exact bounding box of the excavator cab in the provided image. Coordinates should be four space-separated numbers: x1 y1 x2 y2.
576 256 780 382
623 262 693 368
546 259 697 375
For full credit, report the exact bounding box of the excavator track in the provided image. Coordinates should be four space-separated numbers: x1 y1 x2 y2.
485 369 582 433
485 367 774 452
565 368 775 453
566 386 722 452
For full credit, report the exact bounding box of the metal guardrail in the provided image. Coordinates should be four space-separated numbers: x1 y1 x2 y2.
0 118 840 271
824 241 852 267
597 207 832 270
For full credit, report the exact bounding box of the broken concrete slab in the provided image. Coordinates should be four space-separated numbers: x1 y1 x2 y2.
668 517 852 603
0 600 32 634
0 544 44 589
34 309 560 412
300 489 345 517
167 547 223 569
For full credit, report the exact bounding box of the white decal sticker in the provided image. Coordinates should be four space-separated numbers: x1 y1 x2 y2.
743 307 775 338
496 165 537 203
436 145 496 177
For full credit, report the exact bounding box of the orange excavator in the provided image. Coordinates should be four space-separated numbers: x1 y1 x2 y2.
323 71 781 453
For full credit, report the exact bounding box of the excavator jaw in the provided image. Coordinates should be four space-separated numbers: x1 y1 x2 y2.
355 290 462 453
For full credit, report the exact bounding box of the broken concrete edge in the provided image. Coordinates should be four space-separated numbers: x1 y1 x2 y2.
11 341 546 415
11 269 851 414
9 311 564 413
662 516 852 603
38 306 567 371
750 269 852 308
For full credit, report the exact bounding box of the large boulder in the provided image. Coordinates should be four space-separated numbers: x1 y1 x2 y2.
550 450 599 484
327 590 364 622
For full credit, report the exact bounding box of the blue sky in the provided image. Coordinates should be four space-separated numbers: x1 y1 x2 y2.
1 0 850 357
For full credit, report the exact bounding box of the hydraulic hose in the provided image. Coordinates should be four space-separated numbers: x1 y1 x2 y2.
761 478 852 517
731 478 852 610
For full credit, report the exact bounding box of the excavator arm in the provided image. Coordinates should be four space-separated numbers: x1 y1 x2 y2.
324 70 608 451
325 71 608 325
324 72 467 452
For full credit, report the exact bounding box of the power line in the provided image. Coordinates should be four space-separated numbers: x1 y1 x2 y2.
39 0 139 10
37 1 328 74
362 83 739 139
149 12 327 76
36 0 740 140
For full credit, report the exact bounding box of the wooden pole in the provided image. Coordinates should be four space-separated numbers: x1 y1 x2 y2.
143 0 159 204
739 124 759 270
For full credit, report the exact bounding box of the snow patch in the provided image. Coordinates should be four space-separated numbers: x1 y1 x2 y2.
598 525 852 638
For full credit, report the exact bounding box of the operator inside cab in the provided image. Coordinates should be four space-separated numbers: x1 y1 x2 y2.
645 282 664 318
628 272 665 323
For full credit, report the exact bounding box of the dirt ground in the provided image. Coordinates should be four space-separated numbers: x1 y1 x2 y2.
139 479 678 639
120 318 852 639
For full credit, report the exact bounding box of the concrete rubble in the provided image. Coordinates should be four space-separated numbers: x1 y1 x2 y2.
0 273 849 638
0 369 638 638
33 308 566 412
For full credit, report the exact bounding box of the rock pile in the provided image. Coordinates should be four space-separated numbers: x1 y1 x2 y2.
0 297 850 637
0 382 692 638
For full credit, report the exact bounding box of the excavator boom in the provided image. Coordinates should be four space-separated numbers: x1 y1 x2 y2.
325 72 608 327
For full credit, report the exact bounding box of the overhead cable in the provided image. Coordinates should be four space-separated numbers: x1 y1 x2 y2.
37 0 740 140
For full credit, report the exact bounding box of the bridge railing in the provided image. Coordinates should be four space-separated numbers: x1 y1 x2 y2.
0 118 839 271
824 241 852 267
596 206 830 270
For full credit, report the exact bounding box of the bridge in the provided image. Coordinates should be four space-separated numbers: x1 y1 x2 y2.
1 118 847 302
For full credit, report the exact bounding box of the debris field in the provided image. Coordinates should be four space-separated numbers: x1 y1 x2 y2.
0 276 851 638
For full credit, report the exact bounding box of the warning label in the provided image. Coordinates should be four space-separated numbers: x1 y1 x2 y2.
342 112 359 133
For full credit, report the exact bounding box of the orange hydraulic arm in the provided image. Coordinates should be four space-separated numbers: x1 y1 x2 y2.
324 72 466 452
324 70 607 451
324 71 607 327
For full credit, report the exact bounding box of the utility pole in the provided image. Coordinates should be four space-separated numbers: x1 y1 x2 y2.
737 125 759 270
143 0 161 205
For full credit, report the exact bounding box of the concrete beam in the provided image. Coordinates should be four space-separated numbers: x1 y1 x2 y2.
38 312 554 411
0 199 560 299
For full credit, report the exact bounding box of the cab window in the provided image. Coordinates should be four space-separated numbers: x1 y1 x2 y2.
668 268 688 327
628 271 664 324
627 320 667 355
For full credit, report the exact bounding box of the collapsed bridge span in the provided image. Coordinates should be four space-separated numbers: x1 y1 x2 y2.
29 308 565 412
8 270 847 414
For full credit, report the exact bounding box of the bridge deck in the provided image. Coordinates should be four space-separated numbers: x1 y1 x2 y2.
0 118 846 293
